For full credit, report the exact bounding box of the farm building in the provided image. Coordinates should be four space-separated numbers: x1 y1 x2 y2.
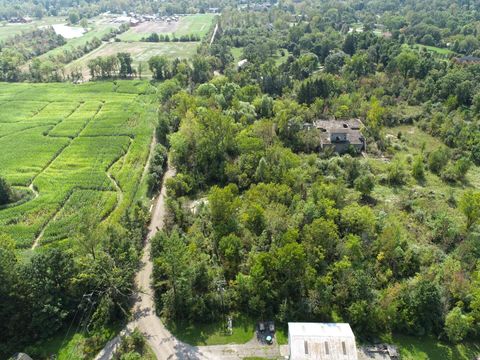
313 118 365 154
288 322 358 360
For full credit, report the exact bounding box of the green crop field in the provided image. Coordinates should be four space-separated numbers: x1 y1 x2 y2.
117 14 216 42
0 81 156 250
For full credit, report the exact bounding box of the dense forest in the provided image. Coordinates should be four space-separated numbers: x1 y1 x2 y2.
1 0 480 358
148 0 480 347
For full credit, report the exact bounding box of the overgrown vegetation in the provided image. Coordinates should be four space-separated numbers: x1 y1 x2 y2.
145 0 480 351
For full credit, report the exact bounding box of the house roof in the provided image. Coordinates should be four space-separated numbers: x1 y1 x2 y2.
10 353 33 360
313 118 363 131
313 119 365 146
288 322 355 338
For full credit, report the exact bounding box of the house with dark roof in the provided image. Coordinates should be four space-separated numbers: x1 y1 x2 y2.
313 118 366 154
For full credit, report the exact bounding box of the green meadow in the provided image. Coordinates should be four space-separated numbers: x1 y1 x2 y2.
117 14 216 42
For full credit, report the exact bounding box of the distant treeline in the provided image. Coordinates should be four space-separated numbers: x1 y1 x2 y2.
0 0 225 21
142 32 201 42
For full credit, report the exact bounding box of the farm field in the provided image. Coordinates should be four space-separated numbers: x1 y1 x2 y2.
117 14 216 42
0 16 66 41
65 41 199 78
0 81 156 250
37 19 120 61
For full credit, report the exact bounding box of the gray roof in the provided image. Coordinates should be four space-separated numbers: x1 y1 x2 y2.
10 353 33 360
313 118 365 146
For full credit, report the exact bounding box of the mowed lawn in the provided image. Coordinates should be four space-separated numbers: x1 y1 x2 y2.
118 13 216 42
65 41 199 78
393 334 480 360
0 81 156 249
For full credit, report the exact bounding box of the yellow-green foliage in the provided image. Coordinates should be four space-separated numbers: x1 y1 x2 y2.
0 81 156 248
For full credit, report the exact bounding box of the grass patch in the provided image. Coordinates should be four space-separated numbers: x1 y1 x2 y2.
24 325 120 360
413 44 454 55
275 327 288 345
231 47 289 66
168 316 255 346
393 334 480 360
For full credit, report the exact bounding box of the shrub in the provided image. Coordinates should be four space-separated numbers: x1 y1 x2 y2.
387 157 408 185
428 148 449 174
412 155 425 180
0 176 13 205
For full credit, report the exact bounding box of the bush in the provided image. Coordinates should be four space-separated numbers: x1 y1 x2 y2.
354 173 375 197
387 157 408 185
412 155 425 180
0 176 13 205
428 148 449 174
444 307 473 343
147 144 168 192
441 158 471 183
166 173 194 197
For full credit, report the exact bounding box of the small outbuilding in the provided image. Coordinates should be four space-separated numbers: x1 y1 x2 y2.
288 322 358 360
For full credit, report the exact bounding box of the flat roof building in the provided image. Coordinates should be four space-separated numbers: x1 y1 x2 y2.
288 323 358 360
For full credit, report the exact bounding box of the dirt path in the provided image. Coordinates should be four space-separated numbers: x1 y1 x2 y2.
209 23 218 46
28 183 39 199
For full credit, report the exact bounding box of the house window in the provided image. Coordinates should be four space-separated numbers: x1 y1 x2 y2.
342 341 347 355
304 341 309 354
325 342 329 355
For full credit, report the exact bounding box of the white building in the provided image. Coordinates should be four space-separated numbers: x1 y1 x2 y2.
288 323 358 360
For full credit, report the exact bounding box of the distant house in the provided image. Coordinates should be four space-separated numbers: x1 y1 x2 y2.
313 118 366 154
130 18 140 26
288 323 358 360
454 56 480 65
8 16 32 23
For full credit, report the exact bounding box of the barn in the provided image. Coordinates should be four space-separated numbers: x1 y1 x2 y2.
288 323 358 360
